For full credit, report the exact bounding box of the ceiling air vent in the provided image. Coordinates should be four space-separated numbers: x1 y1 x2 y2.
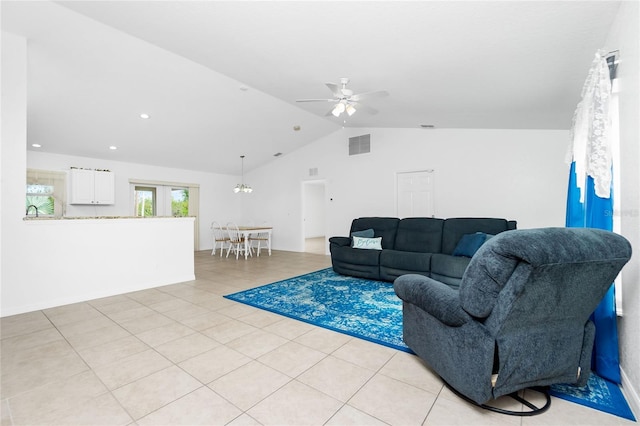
349 134 371 156
309 167 318 176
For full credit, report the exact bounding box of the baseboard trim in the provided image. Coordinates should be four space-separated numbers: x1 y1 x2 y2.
621 366 639 420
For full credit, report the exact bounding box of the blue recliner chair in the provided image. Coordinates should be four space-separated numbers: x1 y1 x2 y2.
394 227 631 414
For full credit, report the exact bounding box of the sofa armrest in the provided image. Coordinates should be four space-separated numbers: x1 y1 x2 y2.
329 236 351 247
393 274 471 327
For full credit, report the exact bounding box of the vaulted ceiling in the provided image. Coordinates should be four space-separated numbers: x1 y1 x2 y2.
2 1 621 174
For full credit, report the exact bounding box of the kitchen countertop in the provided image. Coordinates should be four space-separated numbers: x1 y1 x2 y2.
23 216 193 221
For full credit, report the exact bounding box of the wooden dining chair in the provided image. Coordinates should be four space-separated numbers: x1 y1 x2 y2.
226 222 252 259
210 221 230 257
250 222 271 257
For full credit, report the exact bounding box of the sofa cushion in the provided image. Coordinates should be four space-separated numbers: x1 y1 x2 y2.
431 254 472 289
350 217 400 250
380 251 432 282
352 236 382 250
441 218 511 255
394 218 444 253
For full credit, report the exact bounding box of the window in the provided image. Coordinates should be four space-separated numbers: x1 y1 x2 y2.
134 186 157 217
26 169 66 217
129 179 200 250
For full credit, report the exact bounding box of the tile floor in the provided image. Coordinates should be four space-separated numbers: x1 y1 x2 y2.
1 250 635 425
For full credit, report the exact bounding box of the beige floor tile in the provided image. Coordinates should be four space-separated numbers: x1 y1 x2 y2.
179 345 251 384
154 332 220 363
298 355 376 403
7 370 107 425
50 392 133 426
1 340 89 399
294 327 352 354
162 304 212 322
348 373 437 425
76 334 150 369
118 311 175 334
331 338 396 371
217 303 261 320
112 365 202 420
247 380 342 426
135 321 196 347
148 297 198 313
379 351 444 394
105 304 156 323
1 399 11 426
262 317 315 340
126 288 178 305
43 302 105 327
0 311 52 339
0 327 64 354
326 404 388 425
137 386 242 425
226 413 262 426
93 348 172 390
94 298 146 316
226 329 289 359
201 319 258 344
521 394 635 425
64 323 131 350
56 314 116 338
236 309 285 328
177 310 233 331
208 360 291 411
424 390 521 426
87 293 132 308
257 341 327 378
193 294 237 311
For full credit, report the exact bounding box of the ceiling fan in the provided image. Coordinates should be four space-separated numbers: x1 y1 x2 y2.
296 78 389 118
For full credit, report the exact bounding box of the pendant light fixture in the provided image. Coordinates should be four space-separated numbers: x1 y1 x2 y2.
233 155 253 193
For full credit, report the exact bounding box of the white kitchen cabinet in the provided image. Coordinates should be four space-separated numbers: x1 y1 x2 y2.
69 169 115 205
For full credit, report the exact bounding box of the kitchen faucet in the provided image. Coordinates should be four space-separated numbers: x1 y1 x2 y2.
26 204 39 217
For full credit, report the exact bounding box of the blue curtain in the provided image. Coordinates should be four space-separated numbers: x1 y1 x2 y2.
566 162 620 384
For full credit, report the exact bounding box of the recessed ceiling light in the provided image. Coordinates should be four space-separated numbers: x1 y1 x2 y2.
109 146 118 150
140 113 150 119
31 143 42 148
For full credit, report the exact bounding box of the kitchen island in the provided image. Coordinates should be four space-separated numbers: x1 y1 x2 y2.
3 216 195 316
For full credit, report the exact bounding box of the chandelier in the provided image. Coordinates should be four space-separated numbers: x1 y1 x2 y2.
233 155 253 193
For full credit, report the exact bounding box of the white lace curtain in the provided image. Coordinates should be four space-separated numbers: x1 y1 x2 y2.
565 50 613 202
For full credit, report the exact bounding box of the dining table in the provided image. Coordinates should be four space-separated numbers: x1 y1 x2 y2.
237 225 273 259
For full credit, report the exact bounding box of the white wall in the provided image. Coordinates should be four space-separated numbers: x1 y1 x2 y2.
27 151 242 250
243 127 569 252
604 0 640 414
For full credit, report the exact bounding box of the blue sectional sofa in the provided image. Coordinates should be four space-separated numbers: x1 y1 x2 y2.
329 217 517 287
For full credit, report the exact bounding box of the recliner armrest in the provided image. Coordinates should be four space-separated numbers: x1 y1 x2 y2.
394 274 471 327
329 236 351 247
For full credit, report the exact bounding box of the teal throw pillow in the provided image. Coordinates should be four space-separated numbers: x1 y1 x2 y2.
453 232 489 257
351 228 375 238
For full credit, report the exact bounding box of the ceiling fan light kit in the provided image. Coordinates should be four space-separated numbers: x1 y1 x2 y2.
297 77 388 119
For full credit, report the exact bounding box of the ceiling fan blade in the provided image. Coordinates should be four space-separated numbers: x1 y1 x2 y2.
351 102 379 115
296 98 335 102
350 90 389 102
325 82 343 98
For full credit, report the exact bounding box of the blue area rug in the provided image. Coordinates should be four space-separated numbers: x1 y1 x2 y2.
225 267 636 420
551 374 636 421
224 267 412 353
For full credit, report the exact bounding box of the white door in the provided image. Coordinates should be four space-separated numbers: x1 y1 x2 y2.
397 170 435 218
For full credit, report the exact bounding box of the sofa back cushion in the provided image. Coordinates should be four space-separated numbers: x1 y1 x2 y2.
394 218 444 252
350 217 400 250
441 218 513 255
